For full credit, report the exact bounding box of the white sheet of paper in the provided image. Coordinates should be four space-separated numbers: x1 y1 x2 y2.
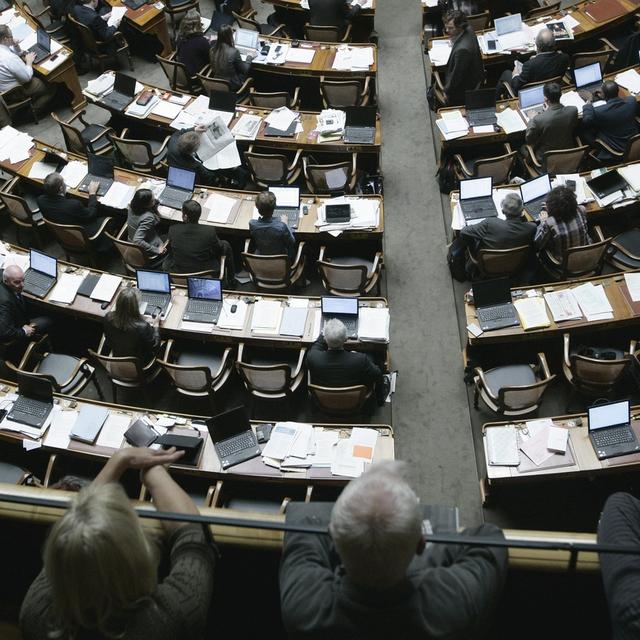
43 409 76 449
60 161 88 189
91 273 122 302
96 413 130 448
99 182 136 210
217 299 248 329
151 100 184 120
49 273 84 304
205 193 237 223
28 161 58 180
624 273 640 302
285 47 315 64
543 289 583 321
40 52 68 71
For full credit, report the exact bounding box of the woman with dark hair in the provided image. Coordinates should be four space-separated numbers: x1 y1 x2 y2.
208 24 252 91
176 9 211 76
127 189 166 261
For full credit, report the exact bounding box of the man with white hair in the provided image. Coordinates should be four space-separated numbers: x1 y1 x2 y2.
280 461 508 639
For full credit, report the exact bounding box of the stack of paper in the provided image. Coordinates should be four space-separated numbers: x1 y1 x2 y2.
49 273 84 304
90 273 122 302
358 307 389 342
285 47 316 64
204 193 237 223
60 161 88 188
428 40 452 66
231 114 263 140
1 251 29 272
85 73 115 98
615 69 640 94
251 299 283 334
316 109 346 135
279 307 308 337
265 107 299 132
99 182 136 210
572 282 613 321
331 428 378 478
332 46 374 71
543 289 583 321
0 126 33 163
217 299 248 329
151 99 184 120
560 90 586 115
0 405 59 440
617 163 640 193
436 110 469 140
307 430 340 466
29 161 59 180
316 197 380 231
624 273 640 302
513 296 550 330
125 95 159 119
496 108 526 134
486 426 519 466
262 422 315 469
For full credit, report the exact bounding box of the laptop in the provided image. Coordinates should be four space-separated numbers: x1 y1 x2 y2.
464 89 497 127
78 154 114 196
270 186 300 229
209 89 237 114
325 203 351 223
101 72 137 111
459 176 497 221
518 84 545 122
343 107 377 145
207 406 261 470
182 277 223 323
321 296 359 338
6 373 54 429
587 170 627 200
494 13 527 51
574 62 603 94
471 277 519 332
520 173 551 220
123 0 147 9
42 149 68 172
23 249 57 298
588 399 640 460
27 29 51 64
135 270 172 317
234 27 259 57
158 166 197 209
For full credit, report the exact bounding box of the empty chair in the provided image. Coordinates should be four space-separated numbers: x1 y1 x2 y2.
454 145 517 185
0 177 45 246
467 245 531 280
605 228 640 271
525 1 561 19
156 54 198 93
43 217 113 267
106 223 157 274
304 23 351 43
317 246 383 296
242 238 306 290
473 352 555 417
247 87 301 109
320 76 371 108
1 85 39 124
308 382 371 416
196 71 252 96
19 1 70 45
245 147 302 187
566 47 615 82
466 10 491 32
67 14 132 72
233 10 287 35
523 143 589 177
303 154 358 194
110 128 170 173
52 111 113 156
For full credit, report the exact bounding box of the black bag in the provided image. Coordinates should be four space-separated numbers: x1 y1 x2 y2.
436 157 457 194
427 84 437 111
447 237 467 282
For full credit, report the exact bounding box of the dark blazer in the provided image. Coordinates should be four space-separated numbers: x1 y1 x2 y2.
249 216 296 259
525 103 579 161
459 217 536 252
37 193 102 236
176 34 211 76
167 129 218 186
209 42 250 91
103 314 159 365
308 0 361 29
164 223 223 274
0 282 29 343
444 25 484 106
511 51 570 93
582 96 639 155
71 3 117 42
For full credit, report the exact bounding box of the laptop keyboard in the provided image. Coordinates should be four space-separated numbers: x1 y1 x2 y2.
187 300 222 315
79 176 112 196
24 270 53 291
13 397 49 418
141 293 169 311
467 109 497 126
478 305 514 321
592 427 635 447
344 127 375 144
277 207 299 229
161 187 190 209
460 201 496 219
217 432 256 457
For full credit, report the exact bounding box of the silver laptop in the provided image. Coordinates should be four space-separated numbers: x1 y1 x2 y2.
22 250 57 298
574 62 602 94
234 28 259 57
494 13 527 50
158 167 197 210
520 173 551 221
518 84 545 121
135 270 172 317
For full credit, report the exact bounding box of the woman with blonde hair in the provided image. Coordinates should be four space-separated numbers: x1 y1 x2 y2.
20 446 217 639
176 9 211 76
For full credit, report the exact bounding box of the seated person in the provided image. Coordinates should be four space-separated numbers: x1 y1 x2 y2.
208 25 252 92
127 188 167 262
581 80 640 162
167 126 221 187
280 461 508 639
20 447 216 639
525 82 578 163
535 185 591 264
103 287 160 365
307 318 387 406
72 0 123 44
248 191 296 260
164 199 236 282
458 192 536 278
308 0 363 31
175 9 211 76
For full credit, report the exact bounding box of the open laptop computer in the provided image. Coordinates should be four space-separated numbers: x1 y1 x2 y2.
343 107 377 145
588 399 640 460
574 62 603 94
587 170 627 200
101 72 137 111
321 296 359 338
520 173 551 220
158 167 197 209
6 373 54 429
182 277 223 323
471 277 519 332
78 154 114 196
135 270 172 317
207 406 261 470
464 89 497 127
518 84 545 122
26 29 51 64
494 13 527 51
234 27 259 58
23 249 57 298
459 177 497 221
270 186 300 229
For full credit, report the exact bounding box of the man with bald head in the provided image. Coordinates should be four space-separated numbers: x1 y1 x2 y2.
279 461 508 639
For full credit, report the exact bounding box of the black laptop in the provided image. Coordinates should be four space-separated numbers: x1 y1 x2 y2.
23 249 57 298
520 173 551 220
325 203 351 224
471 277 519 332
101 72 137 111
343 107 377 145
135 270 172 317
574 61 603 95
78 154 114 196
207 406 261 470
158 166 197 209
459 176 497 221
587 170 627 200
270 186 300 229
321 296 359 338
588 399 640 460
183 277 223 323
27 29 51 64
464 89 497 127
6 374 54 429
42 149 68 172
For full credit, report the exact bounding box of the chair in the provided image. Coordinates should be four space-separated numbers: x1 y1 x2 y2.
303 153 358 194
43 217 113 267
562 333 634 408
242 238 306 291
52 111 113 156
163 0 200 36
467 245 531 279
236 343 306 415
473 352 555 417
320 76 371 108
245 147 302 187
158 339 234 411
0 177 45 246
317 246 383 296
502 74 563 100
196 72 253 97
590 133 640 165
522 143 589 178
304 23 351 43
157 54 198 93
525 1 561 19
0 85 38 124
308 382 371 416
110 128 170 174
466 10 491 32
605 228 640 271
431 68 483 109
454 146 517 185
169 268 218 287
233 10 287 35
106 223 156 274
19 1 70 45
67 14 132 72
247 87 301 109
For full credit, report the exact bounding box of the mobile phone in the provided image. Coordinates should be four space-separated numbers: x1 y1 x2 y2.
487 39 497 51
566 179 576 192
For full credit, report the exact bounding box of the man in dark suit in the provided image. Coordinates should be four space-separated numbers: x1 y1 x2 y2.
308 0 362 30
442 10 484 106
164 199 236 282
581 80 639 162
167 127 223 187
72 0 121 44
307 318 387 406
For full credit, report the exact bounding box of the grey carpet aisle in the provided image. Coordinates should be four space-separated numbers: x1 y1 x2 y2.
376 0 483 524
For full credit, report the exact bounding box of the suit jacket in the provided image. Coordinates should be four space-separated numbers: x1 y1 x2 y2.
176 34 211 76
127 209 163 256
249 216 296 259
71 3 117 42
444 25 484 106
0 282 29 343
525 103 578 161
308 0 361 29
459 217 536 252
167 129 218 186
37 193 102 236
511 50 570 93
103 314 159 365
165 223 222 274
209 42 250 91
582 96 639 154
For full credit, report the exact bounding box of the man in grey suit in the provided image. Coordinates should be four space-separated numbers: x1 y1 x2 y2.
525 82 578 164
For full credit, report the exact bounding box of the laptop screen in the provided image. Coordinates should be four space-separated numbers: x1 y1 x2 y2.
167 166 196 192
495 13 522 36
460 177 492 201
269 186 300 208
519 85 545 109
37 28 50 51
472 277 512 308
574 62 602 88
321 297 358 316
114 72 136 96
209 90 237 113
588 400 630 431
87 153 114 179
136 270 171 293
187 277 222 301
520 174 551 204
17 372 53 403
345 106 377 128
29 249 57 278
234 28 259 49
465 88 495 110
207 405 251 443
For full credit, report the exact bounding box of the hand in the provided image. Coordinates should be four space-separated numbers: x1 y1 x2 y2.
24 52 36 66
578 89 592 103
22 324 35 336
592 89 604 102
102 10 111 19
159 240 169 254
114 446 185 471
280 214 289 223
194 124 207 133
539 210 548 222
88 180 100 195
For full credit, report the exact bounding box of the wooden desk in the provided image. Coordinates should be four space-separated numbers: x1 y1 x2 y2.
106 0 172 57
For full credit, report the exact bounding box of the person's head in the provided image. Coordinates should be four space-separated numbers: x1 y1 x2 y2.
543 82 562 105
216 24 235 48
177 130 201 157
255 191 276 218
44 483 157 637
501 192 524 219
0 26 13 45
602 80 619 100
2 265 24 294
182 199 202 224
110 287 143 330
44 172 66 197
178 8 203 39
443 10 467 38
323 318 347 349
329 461 423 588
129 188 157 215
535 28 556 53
545 185 578 222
